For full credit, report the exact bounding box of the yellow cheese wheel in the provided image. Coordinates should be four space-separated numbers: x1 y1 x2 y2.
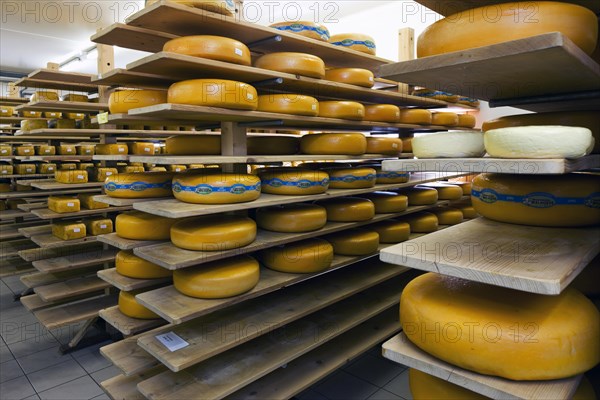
36 145 56 155
0 106 14 117
247 136 299 155
150 167 167 172
450 181 472 195
84 218 113 236
400 109 432 125
418 183 463 200
359 191 408 213
95 144 128 155
21 119 47 132
118 290 160 320
324 68 374 88
270 21 330 41
417 2 598 57
0 145 11 156
370 220 410 243
20 111 42 118
116 211 177 240
318 197 375 222
105 172 174 199
258 238 334 273
325 167 376 189
325 229 379 255
108 90 167 114
77 145 95 156
52 119 76 129
31 91 58 102
401 273 600 380
373 167 410 184
145 0 235 16
15 164 36 175
254 52 325 78
165 135 220 155
118 165 145 173
471 173 600 227
318 101 365 120
173 255 260 299
458 204 478 219
329 33 376 55
78 193 109 210
0 165 13 175
259 167 329 195
38 164 56 174
0 184 10 193
482 111 600 153
366 137 402 155
55 170 88 184
255 203 327 233
52 222 86 240
412 89 459 103
430 207 464 225
170 215 256 251
432 112 459 126
168 79 257 110
116 250 172 279
163 35 251 65
173 171 261 204
15 145 33 156
44 112 62 119
77 163 94 171
402 212 438 233
88 167 118 182
364 104 400 123
61 94 88 102
397 187 438 205
48 196 80 214
57 145 76 155
58 163 76 171
166 165 186 173
257 94 319 116
128 142 157 155
458 114 477 128
300 133 367 155
65 112 86 120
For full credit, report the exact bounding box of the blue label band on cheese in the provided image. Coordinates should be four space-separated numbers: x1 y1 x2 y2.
472 189 600 209
331 39 376 49
376 172 409 179
105 181 171 192
273 24 330 40
262 178 329 189
172 182 261 195
414 91 455 98
329 174 375 183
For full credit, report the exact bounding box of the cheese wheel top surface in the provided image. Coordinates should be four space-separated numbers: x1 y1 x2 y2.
254 52 325 78
257 94 319 116
173 171 261 204
105 172 174 199
329 33 376 55
324 68 374 88
171 215 256 251
168 79 258 110
163 35 251 65
256 203 327 233
318 101 365 120
258 238 334 273
300 132 367 155
109 90 167 114
116 211 178 240
270 21 330 41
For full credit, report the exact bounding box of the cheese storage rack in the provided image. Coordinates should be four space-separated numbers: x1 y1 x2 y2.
376 1 600 398
73 1 480 397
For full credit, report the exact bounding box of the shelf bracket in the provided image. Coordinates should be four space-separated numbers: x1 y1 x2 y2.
239 120 284 127
247 35 282 48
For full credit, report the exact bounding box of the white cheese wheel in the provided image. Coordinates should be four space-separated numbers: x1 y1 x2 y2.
318 101 365 120
413 131 485 158
484 126 594 158
255 204 327 233
163 35 250 65
329 33 376 55
300 133 367 155
165 135 221 155
258 238 334 273
325 68 374 88
168 79 258 110
170 215 257 251
364 104 400 122
270 21 330 41
325 229 379 255
254 52 325 78
173 172 261 204
109 90 167 114
257 94 319 116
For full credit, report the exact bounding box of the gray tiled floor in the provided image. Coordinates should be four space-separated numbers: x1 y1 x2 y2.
0 274 413 400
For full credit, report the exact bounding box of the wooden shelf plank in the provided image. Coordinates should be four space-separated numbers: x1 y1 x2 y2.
34 276 110 302
378 33 600 104
93 195 171 207
380 218 600 295
0 116 49 123
30 233 97 249
0 210 32 221
98 233 164 250
93 155 130 161
32 205 130 220
101 335 163 377
14 78 99 93
0 97 29 106
15 155 93 162
413 0 600 16
17 68 96 85
91 22 178 53
1 221 47 240
100 306 167 336
34 294 118 330
136 282 405 400
0 257 34 278
382 333 581 400
18 242 103 262
97 268 171 292
382 155 600 175
135 202 449 270
100 367 166 400
15 101 107 113
137 261 411 372
1 239 37 257
133 172 463 218
18 224 52 237
489 90 600 113
33 249 117 273
17 203 50 212
15 128 199 137
29 180 104 190
0 188 100 200
1 174 54 179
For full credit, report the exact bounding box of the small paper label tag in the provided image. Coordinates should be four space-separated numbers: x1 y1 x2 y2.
234 48 243 56
24 149 30 153
77 175 84 179
156 332 189 352
26 168 32 172
97 112 109 124
100 224 107 229
311 104 317 110
67 202 74 207
1 150 7 154
73 228 81 233
369 76 374 82
144 147 150 152
246 93 254 100
1 171 6 174
118 148 124 152
105 172 113 176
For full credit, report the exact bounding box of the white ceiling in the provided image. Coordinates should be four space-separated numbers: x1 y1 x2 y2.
1 0 381 75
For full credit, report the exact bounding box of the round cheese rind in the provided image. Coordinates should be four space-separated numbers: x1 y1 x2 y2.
412 131 485 158
325 167 376 189
396 187 438 205
402 138 412 153
21 119 47 132
402 212 438 233
145 0 235 16
247 136 299 155
370 221 410 243
168 79 258 110
270 21 330 41
300 133 367 155
432 112 459 126
257 94 319 116
484 125 594 159
401 273 600 380
163 35 251 65
325 229 379 255
430 207 464 225
173 255 260 299
173 172 261 204
170 215 256 251
256 204 327 233
325 68 374 88
457 114 476 128
454 204 478 219
318 197 375 222
417 2 598 57
359 191 408 213
116 250 172 279
259 167 329 195
400 109 432 125
373 167 410 184
329 33 376 55
318 101 365 120
105 172 174 199
119 291 160 320
364 104 400 123
116 211 178 240
254 52 325 78
418 182 463 200
366 137 402 155
109 90 167 114
471 173 600 227
258 238 334 273
165 135 221 155
412 89 459 103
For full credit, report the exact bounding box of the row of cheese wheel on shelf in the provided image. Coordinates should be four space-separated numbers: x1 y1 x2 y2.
1 143 97 156
411 88 480 107
29 91 96 103
19 118 95 132
0 162 162 178
1 109 89 121
51 217 113 240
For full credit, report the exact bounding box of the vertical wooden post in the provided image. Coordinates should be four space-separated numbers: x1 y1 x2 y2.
397 28 415 95
7 82 18 97
46 62 60 71
221 121 247 173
